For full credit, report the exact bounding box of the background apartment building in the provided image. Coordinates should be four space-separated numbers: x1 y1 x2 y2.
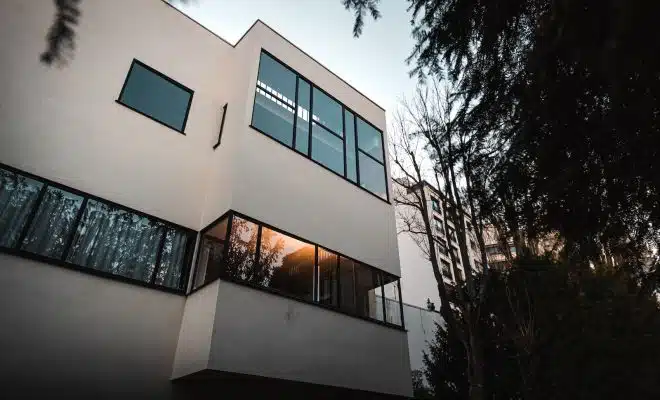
0 0 412 398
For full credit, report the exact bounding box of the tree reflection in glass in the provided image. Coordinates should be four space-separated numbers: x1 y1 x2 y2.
258 227 314 301
225 216 259 282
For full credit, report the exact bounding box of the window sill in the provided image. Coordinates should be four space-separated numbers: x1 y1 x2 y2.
249 124 391 205
205 275 406 332
0 245 186 295
115 100 187 135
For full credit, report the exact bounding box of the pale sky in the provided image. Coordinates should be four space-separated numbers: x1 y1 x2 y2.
177 0 418 123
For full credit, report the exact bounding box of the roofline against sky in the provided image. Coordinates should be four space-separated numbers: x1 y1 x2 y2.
160 0 387 112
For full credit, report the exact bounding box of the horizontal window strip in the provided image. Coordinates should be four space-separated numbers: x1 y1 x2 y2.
0 164 196 293
191 210 405 329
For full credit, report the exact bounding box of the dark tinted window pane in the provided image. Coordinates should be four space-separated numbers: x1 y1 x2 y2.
312 123 345 175
441 260 452 278
252 53 296 146
358 152 386 199
0 168 44 247
194 216 228 289
339 256 356 313
356 117 383 162
295 79 311 154
20 187 83 258
155 228 191 289
119 62 191 131
318 247 338 306
225 216 259 282
344 110 357 182
259 227 314 301
312 88 343 136
66 200 165 283
383 274 403 326
354 263 382 320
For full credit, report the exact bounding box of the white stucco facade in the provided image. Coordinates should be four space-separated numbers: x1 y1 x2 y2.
0 0 411 398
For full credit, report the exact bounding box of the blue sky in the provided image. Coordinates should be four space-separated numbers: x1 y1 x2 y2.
177 0 418 122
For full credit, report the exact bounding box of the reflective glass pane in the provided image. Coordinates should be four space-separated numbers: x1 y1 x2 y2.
358 152 387 199
21 187 83 259
339 256 356 313
318 247 338 306
225 216 259 282
0 168 43 248
258 227 315 301
252 53 296 146
354 263 382 321
344 110 357 182
66 200 165 283
295 79 311 154
119 62 191 131
383 275 403 326
156 228 191 289
312 123 345 176
194 216 228 289
356 117 383 162
312 88 343 136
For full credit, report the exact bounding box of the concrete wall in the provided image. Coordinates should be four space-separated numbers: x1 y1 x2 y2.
208 279 413 397
0 253 185 398
0 0 233 230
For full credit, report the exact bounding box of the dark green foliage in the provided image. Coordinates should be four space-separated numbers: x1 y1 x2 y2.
423 258 660 399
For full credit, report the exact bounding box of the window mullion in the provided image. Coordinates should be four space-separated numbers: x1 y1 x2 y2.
292 76 299 149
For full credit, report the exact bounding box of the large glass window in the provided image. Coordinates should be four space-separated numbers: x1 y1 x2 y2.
250 50 388 201
252 52 297 146
20 187 84 259
357 117 384 162
358 152 387 199
0 165 195 291
383 275 403 326
65 200 165 283
312 123 345 175
192 211 404 328
258 227 315 302
117 60 193 132
295 79 311 154
318 247 339 306
194 215 229 290
225 216 259 283
0 169 44 248
344 110 358 182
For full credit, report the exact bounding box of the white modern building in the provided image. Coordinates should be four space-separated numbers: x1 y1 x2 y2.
0 0 412 398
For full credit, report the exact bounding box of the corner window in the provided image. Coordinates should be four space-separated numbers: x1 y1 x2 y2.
0 165 195 291
250 50 388 201
117 60 193 133
193 211 404 327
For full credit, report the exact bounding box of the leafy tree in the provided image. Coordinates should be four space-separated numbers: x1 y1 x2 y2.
423 257 660 399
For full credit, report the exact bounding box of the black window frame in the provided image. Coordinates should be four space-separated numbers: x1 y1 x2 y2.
191 209 404 330
116 58 194 135
0 163 197 294
249 49 389 203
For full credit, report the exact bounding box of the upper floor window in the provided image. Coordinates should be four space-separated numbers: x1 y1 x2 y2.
251 50 388 201
117 59 193 133
0 165 195 291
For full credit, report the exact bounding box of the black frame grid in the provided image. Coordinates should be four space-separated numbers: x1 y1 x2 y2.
116 58 194 135
0 163 197 294
191 210 405 331
249 49 390 203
